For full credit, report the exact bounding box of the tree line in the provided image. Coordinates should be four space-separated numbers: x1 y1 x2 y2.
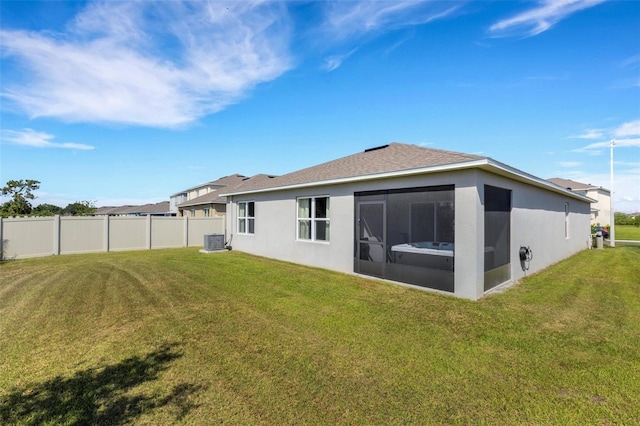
614 212 640 227
1 179 96 218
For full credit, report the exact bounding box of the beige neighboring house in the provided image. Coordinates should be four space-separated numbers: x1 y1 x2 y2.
172 174 277 218
548 178 611 226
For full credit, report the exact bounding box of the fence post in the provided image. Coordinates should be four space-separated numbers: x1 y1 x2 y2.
146 215 152 250
183 215 189 247
53 215 61 255
104 215 110 252
0 217 3 260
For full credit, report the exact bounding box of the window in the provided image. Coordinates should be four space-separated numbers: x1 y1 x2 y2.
238 201 255 234
297 196 330 241
203 208 210 217
189 209 195 217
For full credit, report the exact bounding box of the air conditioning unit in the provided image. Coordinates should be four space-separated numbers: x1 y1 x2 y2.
204 234 225 251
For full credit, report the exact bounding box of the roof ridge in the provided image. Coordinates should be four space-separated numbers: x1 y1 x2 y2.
387 142 486 160
223 142 487 194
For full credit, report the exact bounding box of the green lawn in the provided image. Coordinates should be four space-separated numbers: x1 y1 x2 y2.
615 224 640 241
1 247 639 425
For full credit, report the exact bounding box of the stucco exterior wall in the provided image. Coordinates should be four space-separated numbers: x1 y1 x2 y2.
509 180 591 280
587 188 611 227
227 185 355 273
226 169 591 300
179 204 226 218
477 171 591 291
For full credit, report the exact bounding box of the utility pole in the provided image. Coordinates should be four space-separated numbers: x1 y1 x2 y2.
610 140 615 247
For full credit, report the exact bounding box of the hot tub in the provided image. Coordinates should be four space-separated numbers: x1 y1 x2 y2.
391 241 454 257
387 241 455 291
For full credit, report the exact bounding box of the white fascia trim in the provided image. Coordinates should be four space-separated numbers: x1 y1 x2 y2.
479 159 594 203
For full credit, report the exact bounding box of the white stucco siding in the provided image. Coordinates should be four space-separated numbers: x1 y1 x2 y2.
587 188 611 227
452 170 485 300
478 171 591 287
227 185 356 273
227 173 464 275
509 180 591 281
226 168 590 300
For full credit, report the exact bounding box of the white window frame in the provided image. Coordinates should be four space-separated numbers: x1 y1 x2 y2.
238 201 255 235
203 207 210 217
297 196 330 242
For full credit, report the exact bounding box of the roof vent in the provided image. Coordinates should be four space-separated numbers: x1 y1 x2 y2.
364 144 389 153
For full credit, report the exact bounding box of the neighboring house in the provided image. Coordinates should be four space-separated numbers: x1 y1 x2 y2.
547 178 611 227
171 174 248 217
175 174 278 218
93 201 173 216
222 143 592 300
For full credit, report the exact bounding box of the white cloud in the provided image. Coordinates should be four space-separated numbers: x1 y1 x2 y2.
561 169 640 213
574 138 640 154
322 1 461 40
323 49 357 72
0 1 293 128
614 119 640 138
570 128 605 139
489 0 606 38
1 128 94 150
621 54 640 68
614 138 640 148
318 1 461 70
573 119 640 153
568 119 640 212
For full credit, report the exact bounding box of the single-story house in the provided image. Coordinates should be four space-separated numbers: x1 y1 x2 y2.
222 143 592 300
547 178 611 227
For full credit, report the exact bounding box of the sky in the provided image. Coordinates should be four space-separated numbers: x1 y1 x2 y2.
1 0 639 213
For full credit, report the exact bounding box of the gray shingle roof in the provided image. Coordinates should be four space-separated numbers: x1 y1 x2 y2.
226 143 485 194
177 174 279 208
170 174 249 196
547 178 605 191
137 201 171 214
93 201 171 215
207 174 249 187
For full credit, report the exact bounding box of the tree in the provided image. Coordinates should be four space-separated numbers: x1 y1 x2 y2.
63 200 96 216
1 179 40 217
33 203 64 216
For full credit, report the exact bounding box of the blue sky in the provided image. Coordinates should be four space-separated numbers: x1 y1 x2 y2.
1 0 639 213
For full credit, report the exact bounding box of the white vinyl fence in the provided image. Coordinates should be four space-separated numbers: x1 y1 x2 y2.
0 215 225 260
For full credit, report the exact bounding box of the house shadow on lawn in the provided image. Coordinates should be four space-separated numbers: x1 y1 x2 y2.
0 342 205 425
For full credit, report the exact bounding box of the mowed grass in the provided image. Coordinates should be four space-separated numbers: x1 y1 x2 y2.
615 224 640 240
1 247 639 425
